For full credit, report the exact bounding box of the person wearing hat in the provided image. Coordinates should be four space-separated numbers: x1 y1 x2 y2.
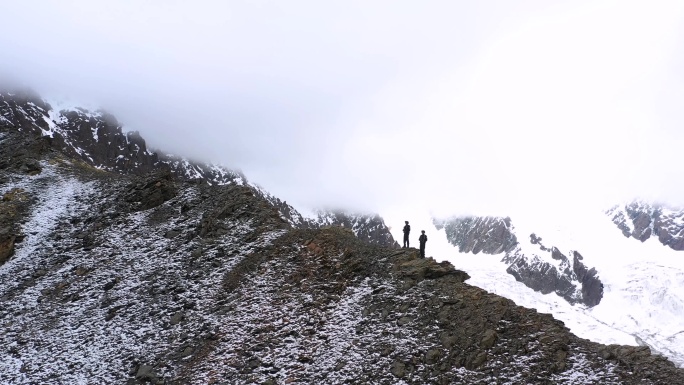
402 221 410 248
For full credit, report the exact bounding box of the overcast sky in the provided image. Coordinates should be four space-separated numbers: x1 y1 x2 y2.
2 0 684 224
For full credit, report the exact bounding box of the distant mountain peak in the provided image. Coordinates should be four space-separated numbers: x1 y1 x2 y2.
608 201 684 250
434 215 603 307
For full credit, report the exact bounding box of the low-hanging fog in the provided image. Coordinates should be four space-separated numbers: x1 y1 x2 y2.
2 0 684 227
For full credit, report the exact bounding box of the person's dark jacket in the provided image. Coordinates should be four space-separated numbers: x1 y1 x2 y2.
419 234 427 246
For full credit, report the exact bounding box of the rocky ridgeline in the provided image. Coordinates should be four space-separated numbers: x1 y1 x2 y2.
310 210 400 248
0 157 681 383
434 217 603 307
608 202 684 251
0 89 159 175
0 89 397 247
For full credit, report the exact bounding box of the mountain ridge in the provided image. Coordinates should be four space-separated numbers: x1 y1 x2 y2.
0 88 398 248
2 88 684 383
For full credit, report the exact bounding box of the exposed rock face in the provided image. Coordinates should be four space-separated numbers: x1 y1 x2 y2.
1 92 683 384
434 216 517 254
436 217 604 307
572 251 603 307
503 235 603 306
608 202 684 251
311 210 400 248
124 170 178 212
0 89 243 182
157 152 244 185
0 230 15 266
0 90 160 174
0 188 30 267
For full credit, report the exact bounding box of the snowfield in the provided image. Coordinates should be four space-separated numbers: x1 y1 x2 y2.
387 208 684 367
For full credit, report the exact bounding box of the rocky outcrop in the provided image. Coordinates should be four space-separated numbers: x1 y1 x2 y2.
157 152 244 185
572 251 603 307
0 188 30 267
608 202 684 251
311 210 400 248
438 217 604 307
55 109 160 174
434 216 517 254
0 229 15 266
123 170 178 212
503 236 603 306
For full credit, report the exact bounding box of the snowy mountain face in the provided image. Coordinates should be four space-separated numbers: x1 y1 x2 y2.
608 202 684 251
3 89 684 383
433 209 684 369
434 216 603 307
0 90 160 175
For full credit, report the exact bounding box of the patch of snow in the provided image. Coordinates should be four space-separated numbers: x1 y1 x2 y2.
550 351 620 384
0 115 13 126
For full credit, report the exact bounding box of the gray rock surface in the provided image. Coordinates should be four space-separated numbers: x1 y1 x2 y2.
436 216 604 307
608 202 684 251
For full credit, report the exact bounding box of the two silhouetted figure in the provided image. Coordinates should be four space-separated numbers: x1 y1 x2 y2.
402 220 428 258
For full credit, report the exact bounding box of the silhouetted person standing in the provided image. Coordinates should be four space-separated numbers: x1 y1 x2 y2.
402 221 410 248
419 230 427 258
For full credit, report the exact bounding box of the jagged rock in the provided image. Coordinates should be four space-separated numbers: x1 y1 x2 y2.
394 256 470 282
391 360 406 378
572 251 603 306
135 364 159 383
170 311 184 325
124 171 177 211
20 158 41 175
0 188 30 267
608 202 684 251
309 209 399 248
440 215 604 307
434 216 517 254
0 232 15 266
481 329 497 349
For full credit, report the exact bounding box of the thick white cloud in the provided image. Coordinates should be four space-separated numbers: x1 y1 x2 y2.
2 0 683 220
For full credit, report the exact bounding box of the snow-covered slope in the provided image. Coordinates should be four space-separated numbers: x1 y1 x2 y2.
414 209 684 367
434 216 603 307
